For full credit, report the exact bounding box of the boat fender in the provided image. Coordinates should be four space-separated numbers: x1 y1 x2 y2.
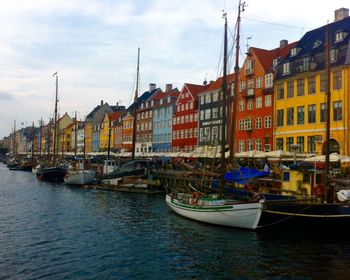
313 184 324 197
192 192 200 205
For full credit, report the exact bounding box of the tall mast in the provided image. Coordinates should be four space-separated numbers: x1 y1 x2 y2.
220 13 228 170
74 111 77 157
107 113 112 160
229 0 245 165
53 72 58 165
132 47 140 159
31 121 35 163
324 23 331 174
39 118 43 158
13 120 16 157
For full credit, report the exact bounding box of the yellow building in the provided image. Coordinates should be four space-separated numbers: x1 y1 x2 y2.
274 9 350 156
99 113 113 152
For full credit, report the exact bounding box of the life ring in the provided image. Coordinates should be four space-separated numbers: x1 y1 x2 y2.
313 184 325 197
192 192 201 205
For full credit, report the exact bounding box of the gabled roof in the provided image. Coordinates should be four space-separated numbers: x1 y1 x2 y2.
127 87 161 112
203 73 236 93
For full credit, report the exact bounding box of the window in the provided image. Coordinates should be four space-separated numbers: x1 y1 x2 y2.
283 62 290 74
297 106 304 125
286 137 294 151
308 136 316 153
240 81 246 92
200 95 205 104
247 99 253 110
239 100 245 111
330 49 339 63
239 119 244 130
277 109 284 127
265 95 272 107
277 84 284 100
265 73 273 88
255 139 262 151
297 79 304 96
287 107 294 125
190 102 193 109
333 101 342 121
205 109 211 119
303 57 310 71
313 40 322 48
335 31 345 42
291 48 298 56
308 104 316 123
320 73 326 92
308 76 316 94
287 81 294 98
245 118 252 130
245 60 254 74
256 97 262 109
247 139 253 151
333 70 342 90
205 94 211 104
320 103 327 122
200 110 204 120
247 79 254 89
212 107 219 118
264 116 272 128
256 117 262 129
256 77 263 88
276 138 283 150
212 92 218 102
239 140 245 152
297 136 304 152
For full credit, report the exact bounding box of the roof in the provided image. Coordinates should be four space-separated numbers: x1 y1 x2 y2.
127 87 161 112
204 73 236 93
275 16 350 79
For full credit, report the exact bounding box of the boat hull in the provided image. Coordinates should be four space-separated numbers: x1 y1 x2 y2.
260 200 350 230
64 170 96 185
36 167 67 183
166 194 262 229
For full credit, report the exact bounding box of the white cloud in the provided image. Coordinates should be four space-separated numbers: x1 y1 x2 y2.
0 0 349 138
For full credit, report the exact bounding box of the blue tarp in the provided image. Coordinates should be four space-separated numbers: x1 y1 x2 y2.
224 167 269 185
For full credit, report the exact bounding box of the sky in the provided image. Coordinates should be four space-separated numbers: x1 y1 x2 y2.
0 0 348 138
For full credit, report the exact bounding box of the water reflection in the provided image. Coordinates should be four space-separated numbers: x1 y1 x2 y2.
1 163 350 279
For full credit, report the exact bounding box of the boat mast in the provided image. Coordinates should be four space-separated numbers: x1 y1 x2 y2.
324 23 331 174
53 72 58 166
13 120 16 158
220 13 228 171
131 47 140 160
39 118 43 158
229 0 245 165
31 121 35 163
74 111 77 157
107 113 112 160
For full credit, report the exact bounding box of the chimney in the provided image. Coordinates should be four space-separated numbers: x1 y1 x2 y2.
149 83 156 91
280 39 288 48
334 7 349 22
165 84 173 92
100 100 103 106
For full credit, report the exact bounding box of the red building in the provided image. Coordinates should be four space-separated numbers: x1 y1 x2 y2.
172 83 209 152
236 40 296 153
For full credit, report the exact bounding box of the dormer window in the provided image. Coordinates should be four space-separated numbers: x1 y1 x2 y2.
167 96 171 103
160 99 163 105
313 40 322 48
335 31 345 42
272 58 278 68
291 48 299 56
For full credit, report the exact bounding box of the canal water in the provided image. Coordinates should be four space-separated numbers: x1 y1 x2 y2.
1 163 350 279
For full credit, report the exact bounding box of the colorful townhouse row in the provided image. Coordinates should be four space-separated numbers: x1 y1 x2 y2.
2 8 350 157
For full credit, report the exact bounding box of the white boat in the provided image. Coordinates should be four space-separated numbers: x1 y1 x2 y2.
166 193 263 229
64 169 96 185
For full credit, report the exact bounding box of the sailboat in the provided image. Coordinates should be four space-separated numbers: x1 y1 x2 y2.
166 3 264 230
258 17 350 230
64 119 96 185
36 72 67 182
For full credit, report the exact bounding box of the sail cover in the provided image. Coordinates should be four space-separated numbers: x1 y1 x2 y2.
224 167 269 185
